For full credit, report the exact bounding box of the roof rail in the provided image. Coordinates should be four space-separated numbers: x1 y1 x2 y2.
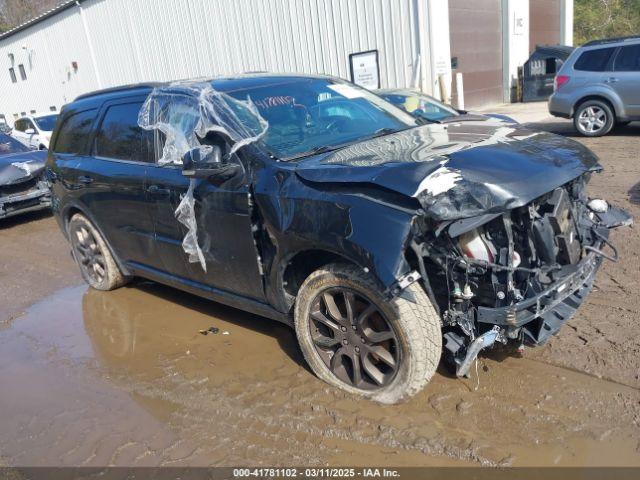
583 35 640 47
74 82 167 101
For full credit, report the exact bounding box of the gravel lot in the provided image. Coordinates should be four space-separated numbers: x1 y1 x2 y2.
0 118 638 467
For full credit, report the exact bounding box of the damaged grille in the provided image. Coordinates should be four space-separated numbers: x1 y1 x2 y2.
532 187 581 265
0 177 40 198
407 174 610 370
411 174 598 319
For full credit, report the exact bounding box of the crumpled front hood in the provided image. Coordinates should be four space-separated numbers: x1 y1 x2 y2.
0 150 47 185
295 122 600 220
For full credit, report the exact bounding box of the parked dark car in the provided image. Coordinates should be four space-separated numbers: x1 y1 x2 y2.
47 74 631 403
0 133 50 219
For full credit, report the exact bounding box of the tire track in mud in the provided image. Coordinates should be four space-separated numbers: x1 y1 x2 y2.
2 254 640 466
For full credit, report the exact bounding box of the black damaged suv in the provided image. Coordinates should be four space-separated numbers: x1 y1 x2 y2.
47 74 631 403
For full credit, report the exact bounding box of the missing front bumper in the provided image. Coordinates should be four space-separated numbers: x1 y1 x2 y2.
0 187 51 219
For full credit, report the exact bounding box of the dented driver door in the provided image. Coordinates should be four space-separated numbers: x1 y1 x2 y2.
145 158 266 302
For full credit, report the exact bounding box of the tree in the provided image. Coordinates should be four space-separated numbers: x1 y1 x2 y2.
0 0 62 34
574 0 640 45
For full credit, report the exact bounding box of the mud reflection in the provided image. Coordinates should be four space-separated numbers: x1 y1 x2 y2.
83 281 303 374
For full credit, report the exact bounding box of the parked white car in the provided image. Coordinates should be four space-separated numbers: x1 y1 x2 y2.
11 113 59 150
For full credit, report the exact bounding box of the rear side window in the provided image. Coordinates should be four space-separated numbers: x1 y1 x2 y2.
95 102 153 162
54 109 97 154
574 47 616 71
614 45 640 71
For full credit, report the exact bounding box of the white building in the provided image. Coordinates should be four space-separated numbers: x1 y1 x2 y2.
0 0 573 126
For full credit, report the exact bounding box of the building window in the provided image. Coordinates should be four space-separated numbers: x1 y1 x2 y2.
20 112 26 116
9 68 17 83
18 64 27 80
49 106 57 112
30 110 36 114
13 114 18 120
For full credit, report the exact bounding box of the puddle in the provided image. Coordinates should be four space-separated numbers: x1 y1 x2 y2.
0 282 639 466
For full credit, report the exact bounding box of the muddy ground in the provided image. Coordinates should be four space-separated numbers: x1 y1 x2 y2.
0 119 639 467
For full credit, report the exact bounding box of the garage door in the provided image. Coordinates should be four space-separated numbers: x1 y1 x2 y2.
449 0 504 108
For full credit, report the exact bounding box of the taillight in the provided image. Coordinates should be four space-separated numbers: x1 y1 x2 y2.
554 75 570 91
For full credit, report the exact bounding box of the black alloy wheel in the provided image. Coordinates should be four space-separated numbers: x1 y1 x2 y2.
71 222 107 285
308 287 400 390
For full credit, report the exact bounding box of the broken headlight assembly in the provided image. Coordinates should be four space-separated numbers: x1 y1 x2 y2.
409 174 632 377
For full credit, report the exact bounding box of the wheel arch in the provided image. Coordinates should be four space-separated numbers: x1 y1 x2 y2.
63 202 131 277
279 249 374 304
572 94 619 119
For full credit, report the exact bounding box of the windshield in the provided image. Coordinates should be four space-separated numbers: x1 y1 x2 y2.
222 78 418 160
379 91 459 122
33 114 58 132
0 133 29 155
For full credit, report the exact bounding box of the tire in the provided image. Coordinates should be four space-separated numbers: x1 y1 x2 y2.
573 100 614 137
68 213 128 291
294 263 441 404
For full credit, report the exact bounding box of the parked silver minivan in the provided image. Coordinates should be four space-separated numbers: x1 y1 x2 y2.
549 36 640 137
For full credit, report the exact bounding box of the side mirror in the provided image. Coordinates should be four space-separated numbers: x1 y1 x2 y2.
25 128 35 135
181 146 242 181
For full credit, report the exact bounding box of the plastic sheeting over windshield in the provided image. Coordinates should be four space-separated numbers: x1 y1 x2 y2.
138 81 268 270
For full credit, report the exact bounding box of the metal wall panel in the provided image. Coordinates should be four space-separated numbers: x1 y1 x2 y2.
0 6 99 120
0 0 422 123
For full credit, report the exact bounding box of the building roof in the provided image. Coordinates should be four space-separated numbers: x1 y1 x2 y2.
0 0 86 42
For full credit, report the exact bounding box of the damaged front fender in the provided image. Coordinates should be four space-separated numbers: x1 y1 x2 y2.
251 163 422 312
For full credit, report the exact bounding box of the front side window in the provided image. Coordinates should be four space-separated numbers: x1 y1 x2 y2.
13 119 24 132
574 47 616 72
33 114 59 132
53 109 97 155
613 44 640 72
95 102 153 162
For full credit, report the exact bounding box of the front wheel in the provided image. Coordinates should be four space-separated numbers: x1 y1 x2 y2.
294 264 441 404
574 100 614 137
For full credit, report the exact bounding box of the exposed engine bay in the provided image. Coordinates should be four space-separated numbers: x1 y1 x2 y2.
409 173 632 376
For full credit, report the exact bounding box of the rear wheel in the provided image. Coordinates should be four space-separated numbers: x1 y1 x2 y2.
574 100 614 137
294 263 441 404
68 213 128 291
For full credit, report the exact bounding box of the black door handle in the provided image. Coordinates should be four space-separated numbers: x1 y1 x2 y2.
147 184 171 195
78 175 93 184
